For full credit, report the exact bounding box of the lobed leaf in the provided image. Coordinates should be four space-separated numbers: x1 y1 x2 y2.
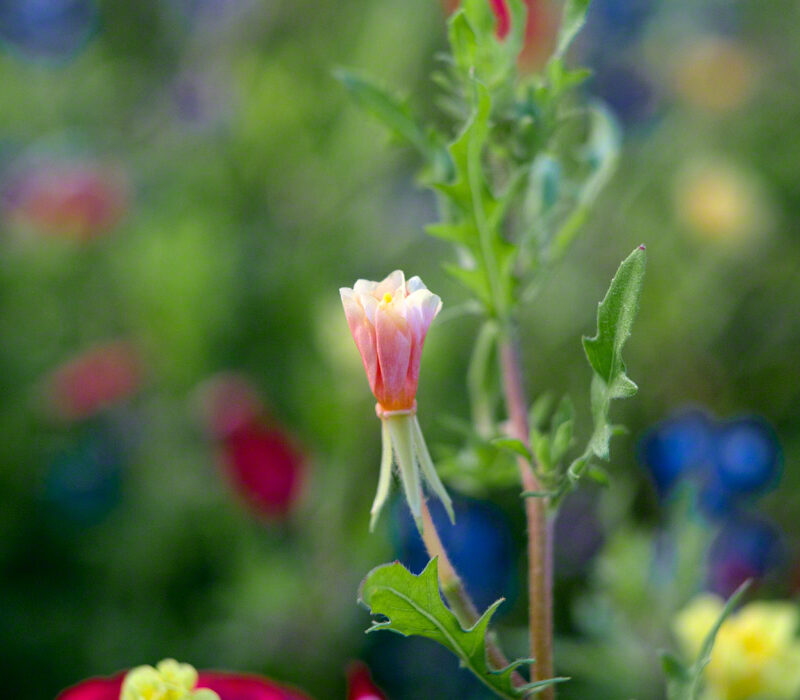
359 558 568 698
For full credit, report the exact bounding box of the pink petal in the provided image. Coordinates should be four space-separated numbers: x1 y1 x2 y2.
341 289 379 394
346 661 387 700
375 303 412 410
197 671 312 700
56 673 124 700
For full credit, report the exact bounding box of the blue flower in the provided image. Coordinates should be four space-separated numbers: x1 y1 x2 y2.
712 417 781 495
639 410 714 496
0 0 98 62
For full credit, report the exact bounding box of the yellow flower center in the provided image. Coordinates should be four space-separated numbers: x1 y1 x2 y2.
382 292 393 304
120 660 219 700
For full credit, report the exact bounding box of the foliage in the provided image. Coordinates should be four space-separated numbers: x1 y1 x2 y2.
359 558 567 698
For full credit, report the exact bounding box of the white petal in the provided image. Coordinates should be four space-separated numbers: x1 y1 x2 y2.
353 278 379 295
406 276 427 294
376 270 406 298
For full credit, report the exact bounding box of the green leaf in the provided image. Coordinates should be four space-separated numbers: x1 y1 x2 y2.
553 0 591 60
448 10 479 75
583 245 646 397
529 393 554 432
664 580 752 700
549 395 574 463
585 464 610 487
359 558 568 698
491 437 532 462
334 69 440 165
531 429 552 471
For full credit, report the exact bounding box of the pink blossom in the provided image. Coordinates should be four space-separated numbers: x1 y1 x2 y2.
340 271 441 413
57 670 311 700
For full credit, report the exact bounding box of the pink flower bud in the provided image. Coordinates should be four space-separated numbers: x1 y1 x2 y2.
340 271 441 413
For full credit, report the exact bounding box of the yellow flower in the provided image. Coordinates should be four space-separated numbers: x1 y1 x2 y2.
120 659 219 700
675 594 800 700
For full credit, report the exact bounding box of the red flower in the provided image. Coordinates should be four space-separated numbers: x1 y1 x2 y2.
44 341 143 422
57 670 311 700
221 423 305 519
346 662 387 700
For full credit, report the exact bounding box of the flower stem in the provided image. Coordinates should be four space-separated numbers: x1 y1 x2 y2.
418 498 525 687
499 334 555 698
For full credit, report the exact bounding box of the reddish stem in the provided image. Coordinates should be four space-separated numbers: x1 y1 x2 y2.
500 336 555 699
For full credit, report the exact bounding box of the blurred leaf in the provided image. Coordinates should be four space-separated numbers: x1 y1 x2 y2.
359 558 568 698
553 0 591 61
549 395 574 463
529 393 555 432
468 320 501 437
448 10 479 75
491 437 532 462
663 580 752 700
334 68 446 170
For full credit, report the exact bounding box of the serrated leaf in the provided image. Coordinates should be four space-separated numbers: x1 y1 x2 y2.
359 558 568 698
491 437 532 462
553 0 591 60
583 245 646 388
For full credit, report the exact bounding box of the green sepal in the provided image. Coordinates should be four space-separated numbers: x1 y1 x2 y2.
359 558 568 698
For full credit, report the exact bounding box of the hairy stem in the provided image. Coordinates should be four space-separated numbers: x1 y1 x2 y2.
500 334 555 698
419 498 525 687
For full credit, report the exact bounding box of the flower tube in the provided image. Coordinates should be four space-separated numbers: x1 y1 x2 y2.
340 270 453 531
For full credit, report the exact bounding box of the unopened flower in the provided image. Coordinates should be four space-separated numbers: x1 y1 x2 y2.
340 270 453 531
58 659 311 700
674 595 800 700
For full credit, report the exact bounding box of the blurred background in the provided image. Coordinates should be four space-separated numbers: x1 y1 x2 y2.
0 0 798 698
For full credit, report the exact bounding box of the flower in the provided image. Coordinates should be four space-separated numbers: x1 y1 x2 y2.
195 373 306 519
58 659 311 700
340 270 441 414
674 596 800 700
340 271 452 531
346 661 387 700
